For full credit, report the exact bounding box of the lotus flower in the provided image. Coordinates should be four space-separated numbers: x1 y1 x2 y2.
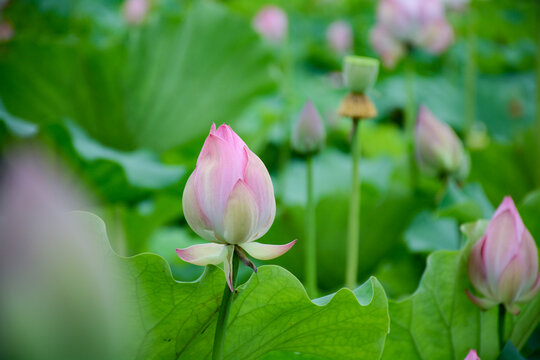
369 25 405 69
122 0 149 25
464 349 480 360
326 20 353 54
291 100 326 154
252 5 288 44
370 0 454 67
178 124 295 291
467 197 540 314
414 105 469 179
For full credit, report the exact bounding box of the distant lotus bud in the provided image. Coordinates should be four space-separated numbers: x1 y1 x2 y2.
0 20 14 43
122 0 149 25
252 5 288 44
415 18 454 54
467 197 540 315
291 100 326 155
178 124 295 291
326 20 353 55
464 350 480 360
342 56 379 93
415 105 469 179
369 25 405 69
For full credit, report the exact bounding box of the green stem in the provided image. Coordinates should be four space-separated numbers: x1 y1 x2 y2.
499 304 506 351
212 252 239 360
305 156 318 297
404 58 418 190
464 0 477 144
346 119 361 289
509 289 540 349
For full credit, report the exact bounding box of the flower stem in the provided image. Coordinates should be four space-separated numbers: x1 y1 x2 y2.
499 304 506 351
212 252 239 360
464 0 477 144
305 156 318 297
346 118 361 289
404 58 417 190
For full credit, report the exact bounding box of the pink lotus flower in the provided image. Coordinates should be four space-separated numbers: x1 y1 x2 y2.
291 100 326 154
178 124 295 291
369 25 405 69
326 20 353 55
252 5 288 44
416 18 454 55
464 349 480 360
414 105 469 179
467 197 540 314
370 0 454 67
122 0 149 25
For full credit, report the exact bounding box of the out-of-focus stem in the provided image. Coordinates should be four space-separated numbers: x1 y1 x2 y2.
498 304 506 351
305 156 317 297
346 118 361 289
212 253 239 360
464 0 477 143
404 58 417 190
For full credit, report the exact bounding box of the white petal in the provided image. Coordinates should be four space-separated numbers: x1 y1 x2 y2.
241 240 296 260
176 243 227 266
222 180 259 244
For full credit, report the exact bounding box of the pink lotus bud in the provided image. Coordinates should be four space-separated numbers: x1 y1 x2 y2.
467 197 540 315
252 5 288 44
291 100 326 154
464 349 480 360
0 20 14 43
177 124 295 291
415 18 454 55
326 20 353 54
369 25 405 69
122 0 149 25
415 105 469 179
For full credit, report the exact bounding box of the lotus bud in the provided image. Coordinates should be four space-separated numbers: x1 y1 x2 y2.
291 100 326 155
342 56 379 94
122 0 149 25
464 350 480 360
252 5 288 44
369 25 405 69
414 105 469 179
177 124 296 291
467 197 540 315
326 20 353 55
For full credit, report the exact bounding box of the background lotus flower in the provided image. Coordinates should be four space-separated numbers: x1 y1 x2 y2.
0 20 14 42
467 197 540 314
464 349 480 360
291 100 326 154
122 0 149 25
369 25 405 69
178 124 295 291
326 20 353 55
370 0 454 67
252 5 288 44
414 105 469 179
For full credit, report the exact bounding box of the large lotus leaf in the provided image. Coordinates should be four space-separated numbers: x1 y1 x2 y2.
0 1 277 151
382 221 540 360
404 210 460 253
86 212 390 359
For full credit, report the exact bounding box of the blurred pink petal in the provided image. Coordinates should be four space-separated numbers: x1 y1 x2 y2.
464 349 480 360
123 0 149 25
326 20 353 54
252 5 288 44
